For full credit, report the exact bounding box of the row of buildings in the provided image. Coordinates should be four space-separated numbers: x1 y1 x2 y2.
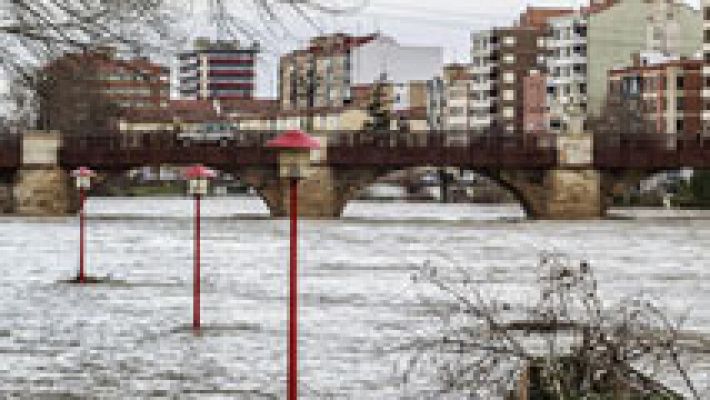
36 0 710 138
457 0 704 135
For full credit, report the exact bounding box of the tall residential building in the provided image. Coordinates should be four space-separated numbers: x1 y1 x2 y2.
703 0 710 133
278 33 443 111
587 0 701 117
178 38 259 101
470 25 548 134
441 64 471 131
545 12 589 132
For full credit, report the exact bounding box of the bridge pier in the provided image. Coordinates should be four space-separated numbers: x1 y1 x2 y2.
513 122 603 219
12 131 78 216
0 173 15 213
252 166 347 219
14 167 77 216
534 168 603 220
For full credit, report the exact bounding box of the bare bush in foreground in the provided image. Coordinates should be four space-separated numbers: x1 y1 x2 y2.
392 253 703 399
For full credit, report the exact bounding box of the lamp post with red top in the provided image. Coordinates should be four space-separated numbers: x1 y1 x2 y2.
70 167 95 284
184 164 216 331
266 130 321 400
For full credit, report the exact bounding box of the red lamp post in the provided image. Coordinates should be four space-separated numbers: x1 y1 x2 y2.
70 166 95 284
184 164 216 331
266 130 321 400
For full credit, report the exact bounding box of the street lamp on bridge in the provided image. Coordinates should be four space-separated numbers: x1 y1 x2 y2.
266 130 320 400
70 166 95 284
184 164 216 331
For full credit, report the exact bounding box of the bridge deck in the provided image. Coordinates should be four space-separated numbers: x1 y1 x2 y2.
594 135 710 169
0 135 21 170
3 130 710 171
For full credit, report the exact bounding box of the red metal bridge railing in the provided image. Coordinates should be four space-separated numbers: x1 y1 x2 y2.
593 133 710 169
326 131 558 169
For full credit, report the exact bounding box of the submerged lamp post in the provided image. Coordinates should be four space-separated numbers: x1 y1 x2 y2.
184 164 216 331
266 130 321 400
71 166 95 284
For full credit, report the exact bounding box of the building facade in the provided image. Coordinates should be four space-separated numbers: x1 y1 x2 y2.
587 0 702 117
544 12 589 132
38 47 169 133
278 33 443 112
440 64 471 131
607 55 703 136
178 38 259 101
470 25 548 134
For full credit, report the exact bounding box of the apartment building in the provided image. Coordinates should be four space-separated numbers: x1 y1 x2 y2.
440 64 471 131
279 33 442 111
178 38 259 101
38 47 169 132
470 25 548 134
607 54 702 135
587 0 701 117
544 12 589 132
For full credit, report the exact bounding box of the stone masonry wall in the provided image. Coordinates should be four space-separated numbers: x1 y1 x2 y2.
14 167 78 216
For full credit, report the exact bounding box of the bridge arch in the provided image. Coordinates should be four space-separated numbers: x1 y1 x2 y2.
77 165 284 216
600 169 691 208
329 166 548 219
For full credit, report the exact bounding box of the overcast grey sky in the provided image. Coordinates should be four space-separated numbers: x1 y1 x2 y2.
1 0 703 103
248 0 700 94
333 0 700 61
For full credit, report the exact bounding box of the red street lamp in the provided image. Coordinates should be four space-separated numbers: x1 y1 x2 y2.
70 166 95 284
266 130 321 400
184 164 217 331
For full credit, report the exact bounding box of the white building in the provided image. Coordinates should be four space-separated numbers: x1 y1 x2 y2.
349 35 444 86
469 30 496 132
545 13 588 133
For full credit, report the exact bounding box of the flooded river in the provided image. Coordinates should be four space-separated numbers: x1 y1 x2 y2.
0 197 708 398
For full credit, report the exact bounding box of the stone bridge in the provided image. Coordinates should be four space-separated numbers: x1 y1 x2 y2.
2 127 710 219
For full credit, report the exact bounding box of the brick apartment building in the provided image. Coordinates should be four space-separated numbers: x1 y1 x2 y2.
607 54 703 135
38 47 169 133
470 25 549 134
178 38 259 101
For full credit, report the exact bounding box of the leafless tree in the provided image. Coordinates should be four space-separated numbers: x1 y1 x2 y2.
391 254 704 399
0 0 367 80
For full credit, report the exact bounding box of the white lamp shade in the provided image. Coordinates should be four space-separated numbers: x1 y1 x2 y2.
75 175 91 189
278 150 313 179
188 178 209 196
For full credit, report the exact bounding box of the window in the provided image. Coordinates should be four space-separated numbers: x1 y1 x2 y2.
503 107 515 119
677 76 684 89
503 36 516 46
503 89 515 101
705 7 710 20
579 83 587 94
503 53 515 64
537 37 546 48
677 97 684 111
676 119 684 132
449 107 465 116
